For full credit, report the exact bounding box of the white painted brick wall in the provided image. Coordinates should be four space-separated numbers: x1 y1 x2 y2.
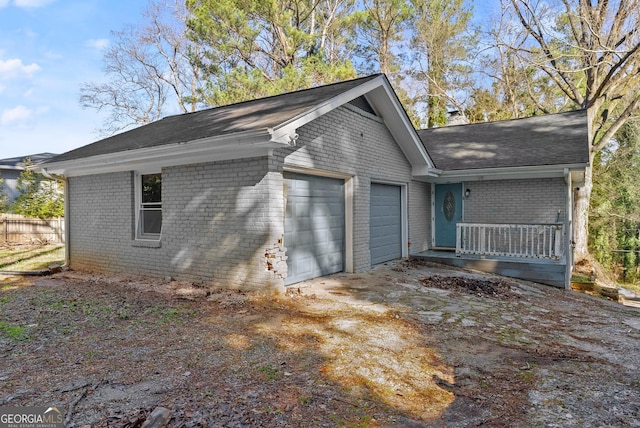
276 104 431 272
409 181 431 253
68 158 284 291
463 178 566 224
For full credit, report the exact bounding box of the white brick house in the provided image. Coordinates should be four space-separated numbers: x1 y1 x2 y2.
40 74 589 290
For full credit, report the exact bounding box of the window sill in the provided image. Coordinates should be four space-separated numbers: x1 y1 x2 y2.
132 239 162 248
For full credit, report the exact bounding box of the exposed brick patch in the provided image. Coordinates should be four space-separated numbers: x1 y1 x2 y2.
265 238 288 280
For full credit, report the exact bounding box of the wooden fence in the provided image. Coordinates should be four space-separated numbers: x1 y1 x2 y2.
0 214 65 244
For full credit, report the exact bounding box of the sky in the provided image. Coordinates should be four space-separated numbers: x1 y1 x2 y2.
0 0 147 160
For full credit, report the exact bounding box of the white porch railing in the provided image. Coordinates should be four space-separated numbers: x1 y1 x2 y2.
456 223 564 260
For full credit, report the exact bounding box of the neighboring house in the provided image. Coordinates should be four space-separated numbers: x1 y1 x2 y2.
39 74 589 291
0 153 58 205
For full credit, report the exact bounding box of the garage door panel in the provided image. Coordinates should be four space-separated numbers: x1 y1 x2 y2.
284 173 345 285
370 183 402 265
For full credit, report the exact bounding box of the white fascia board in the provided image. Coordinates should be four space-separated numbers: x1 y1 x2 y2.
41 129 281 177
413 163 588 183
412 165 441 177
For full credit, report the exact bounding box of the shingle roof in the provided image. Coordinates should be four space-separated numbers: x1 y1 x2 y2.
417 110 589 171
51 75 381 163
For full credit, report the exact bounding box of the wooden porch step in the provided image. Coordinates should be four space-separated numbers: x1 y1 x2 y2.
413 252 566 288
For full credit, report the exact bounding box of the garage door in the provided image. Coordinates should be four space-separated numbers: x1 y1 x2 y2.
370 183 402 265
284 172 345 285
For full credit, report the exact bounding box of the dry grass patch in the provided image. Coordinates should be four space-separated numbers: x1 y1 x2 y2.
256 299 455 419
0 242 64 271
1 274 454 426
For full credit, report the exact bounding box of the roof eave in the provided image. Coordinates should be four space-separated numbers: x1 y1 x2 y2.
413 162 589 183
39 129 282 177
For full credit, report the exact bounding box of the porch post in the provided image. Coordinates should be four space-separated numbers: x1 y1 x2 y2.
564 169 573 290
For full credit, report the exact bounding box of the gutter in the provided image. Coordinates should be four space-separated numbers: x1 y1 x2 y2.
40 129 278 177
414 162 590 182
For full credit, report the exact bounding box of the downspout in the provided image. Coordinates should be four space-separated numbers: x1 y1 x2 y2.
62 176 69 267
564 168 573 290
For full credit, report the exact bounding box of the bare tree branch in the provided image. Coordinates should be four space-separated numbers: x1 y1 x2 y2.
510 0 586 105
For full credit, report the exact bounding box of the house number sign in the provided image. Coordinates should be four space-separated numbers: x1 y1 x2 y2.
444 191 455 222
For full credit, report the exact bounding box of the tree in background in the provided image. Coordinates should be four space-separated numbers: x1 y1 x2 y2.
503 0 640 257
356 0 412 75
410 0 474 127
354 0 419 124
186 0 357 106
80 0 208 136
9 159 64 219
468 3 569 122
590 122 640 283
81 0 480 130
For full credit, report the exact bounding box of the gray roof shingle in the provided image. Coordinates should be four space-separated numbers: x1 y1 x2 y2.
417 110 589 171
52 74 381 163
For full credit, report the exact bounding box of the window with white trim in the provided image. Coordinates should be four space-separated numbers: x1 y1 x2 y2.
136 172 162 240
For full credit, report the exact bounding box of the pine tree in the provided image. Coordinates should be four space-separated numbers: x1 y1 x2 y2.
9 158 64 219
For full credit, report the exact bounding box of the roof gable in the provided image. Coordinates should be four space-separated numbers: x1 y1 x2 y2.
417 110 589 171
43 74 433 177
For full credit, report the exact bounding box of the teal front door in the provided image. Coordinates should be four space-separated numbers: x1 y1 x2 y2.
434 183 462 248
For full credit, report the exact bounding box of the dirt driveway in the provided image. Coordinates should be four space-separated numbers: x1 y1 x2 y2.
1 260 639 427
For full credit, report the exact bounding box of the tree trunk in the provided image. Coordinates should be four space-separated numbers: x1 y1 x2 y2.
573 105 598 258
573 162 592 257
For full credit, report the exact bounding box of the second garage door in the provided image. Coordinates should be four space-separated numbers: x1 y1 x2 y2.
370 183 402 265
284 172 345 285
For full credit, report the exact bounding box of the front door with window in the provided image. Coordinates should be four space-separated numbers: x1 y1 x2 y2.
434 183 462 248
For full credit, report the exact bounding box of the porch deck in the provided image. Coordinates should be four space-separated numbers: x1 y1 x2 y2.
412 250 567 288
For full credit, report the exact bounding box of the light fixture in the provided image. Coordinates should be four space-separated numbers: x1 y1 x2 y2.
465 189 471 198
